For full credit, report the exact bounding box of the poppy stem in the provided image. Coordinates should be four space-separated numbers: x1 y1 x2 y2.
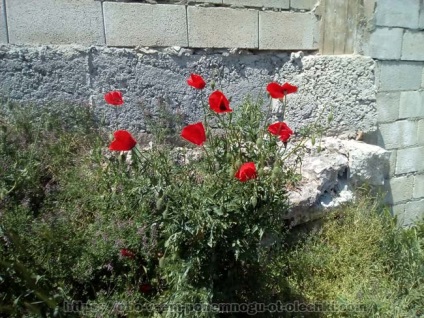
281 92 287 121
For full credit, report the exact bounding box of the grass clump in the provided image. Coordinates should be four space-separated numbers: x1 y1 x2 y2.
267 194 424 317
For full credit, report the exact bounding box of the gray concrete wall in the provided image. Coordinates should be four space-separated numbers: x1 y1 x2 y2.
366 0 424 226
0 45 376 136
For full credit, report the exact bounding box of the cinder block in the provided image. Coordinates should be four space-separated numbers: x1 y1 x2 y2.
290 0 317 10
413 174 424 198
399 91 424 119
188 6 258 48
259 11 318 50
378 61 423 91
194 0 222 3
6 0 104 45
389 150 397 177
418 120 424 145
378 120 417 149
376 92 400 122
420 7 424 30
224 0 289 8
375 0 420 29
0 1 7 43
402 31 424 61
385 175 414 204
422 67 424 88
396 146 424 174
104 3 187 47
369 28 403 60
391 203 405 218
404 199 424 225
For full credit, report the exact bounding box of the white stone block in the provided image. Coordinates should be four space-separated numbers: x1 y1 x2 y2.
399 91 424 119
6 0 104 45
195 0 222 3
104 3 187 47
404 199 424 225
385 175 414 204
224 0 289 8
0 1 7 43
413 174 424 198
378 120 417 150
369 28 403 60
290 0 317 10
396 146 424 174
375 0 420 29
389 150 397 177
376 92 400 122
418 120 424 145
378 61 423 91
188 6 258 48
402 31 424 61
259 11 318 50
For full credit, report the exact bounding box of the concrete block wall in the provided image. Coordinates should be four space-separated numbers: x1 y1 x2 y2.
370 0 424 226
0 0 320 50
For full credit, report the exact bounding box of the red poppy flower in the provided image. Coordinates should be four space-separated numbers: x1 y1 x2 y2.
104 91 124 106
120 249 135 259
139 283 153 293
209 90 232 113
235 162 257 182
266 82 298 99
268 122 293 142
181 122 206 146
187 74 206 90
109 130 137 151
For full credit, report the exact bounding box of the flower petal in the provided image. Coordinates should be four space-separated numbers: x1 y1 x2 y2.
109 130 137 151
187 74 206 90
181 122 206 146
209 91 232 114
104 91 124 106
266 82 284 99
235 162 257 182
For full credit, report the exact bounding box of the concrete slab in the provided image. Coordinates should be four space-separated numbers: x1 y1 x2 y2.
188 6 258 48
6 0 104 45
104 3 187 47
223 0 289 9
259 11 318 50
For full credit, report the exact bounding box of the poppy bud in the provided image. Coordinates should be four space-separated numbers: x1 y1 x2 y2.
258 168 264 176
229 167 235 179
156 198 164 210
271 166 282 180
250 196 257 208
256 137 263 148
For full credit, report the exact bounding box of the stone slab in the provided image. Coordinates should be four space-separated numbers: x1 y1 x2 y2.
396 146 424 174
375 0 420 29
376 92 400 123
223 0 289 9
404 199 424 226
402 30 424 61
0 0 7 43
399 91 424 119
419 120 424 145
188 6 258 48
378 61 423 91
369 27 403 60
378 120 417 150
104 3 187 47
385 175 414 204
6 0 104 45
290 0 317 10
413 174 424 198
259 11 317 50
